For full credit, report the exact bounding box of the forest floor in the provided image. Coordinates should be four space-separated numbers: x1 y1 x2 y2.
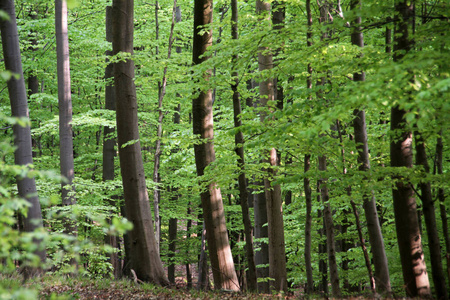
34 276 298 299
3 275 381 300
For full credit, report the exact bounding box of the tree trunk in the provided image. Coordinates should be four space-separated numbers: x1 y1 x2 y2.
230 0 257 292
55 0 76 211
304 1 314 293
391 0 430 297
256 0 287 292
304 154 314 293
152 0 177 254
168 5 182 286
318 155 341 297
415 133 448 299
0 0 46 276
436 134 450 284
350 200 375 293
192 0 239 291
102 5 121 279
350 0 391 294
112 0 168 285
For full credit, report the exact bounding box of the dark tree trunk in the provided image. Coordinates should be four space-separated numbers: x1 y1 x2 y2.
391 1 430 296
112 0 168 285
168 4 182 286
350 0 391 294
436 134 450 284
55 0 76 210
102 5 120 279
304 1 314 293
0 0 46 276
254 187 269 293
230 0 257 292
192 0 239 291
350 200 375 293
415 133 448 299
304 154 314 293
256 0 287 292
318 155 341 297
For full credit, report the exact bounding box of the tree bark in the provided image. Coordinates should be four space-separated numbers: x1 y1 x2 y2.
112 0 168 285
415 133 448 299
192 0 239 291
256 0 287 292
318 155 341 297
391 1 430 296
55 0 76 210
0 0 46 275
436 134 450 284
102 5 120 279
304 154 314 293
230 0 257 292
168 5 182 286
350 0 391 295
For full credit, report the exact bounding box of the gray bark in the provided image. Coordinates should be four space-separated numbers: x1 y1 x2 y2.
192 0 239 291
102 5 120 279
55 0 76 210
230 0 257 292
0 0 46 274
112 0 168 285
255 0 287 292
391 1 430 296
350 0 391 294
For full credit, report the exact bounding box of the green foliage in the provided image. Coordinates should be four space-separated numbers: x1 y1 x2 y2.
1 0 449 296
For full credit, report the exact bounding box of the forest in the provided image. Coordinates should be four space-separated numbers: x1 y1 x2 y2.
0 0 449 298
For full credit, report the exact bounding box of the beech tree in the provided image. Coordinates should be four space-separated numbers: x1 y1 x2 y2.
192 0 240 291
350 0 391 295
0 0 46 275
112 0 168 285
390 0 430 296
255 0 287 292
55 0 76 210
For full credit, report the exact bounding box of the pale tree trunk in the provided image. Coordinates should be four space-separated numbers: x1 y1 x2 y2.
256 0 287 292
192 0 239 291
112 0 168 285
350 0 391 295
391 0 430 296
102 5 120 279
0 0 46 276
55 0 76 212
230 0 257 292
415 133 448 299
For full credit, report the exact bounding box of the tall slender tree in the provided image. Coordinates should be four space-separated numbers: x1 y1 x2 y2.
55 0 76 211
192 0 239 291
304 0 314 293
316 1 340 297
256 0 287 292
112 0 168 285
102 5 121 279
0 0 46 276
391 0 430 296
350 0 391 295
230 0 257 292
414 132 448 299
